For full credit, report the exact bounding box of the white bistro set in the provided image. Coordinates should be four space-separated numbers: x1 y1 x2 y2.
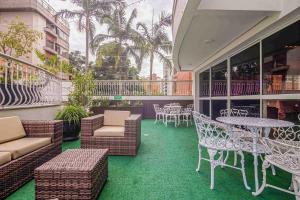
193 108 300 199
153 103 194 127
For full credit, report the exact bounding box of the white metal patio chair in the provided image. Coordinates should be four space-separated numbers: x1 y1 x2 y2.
153 104 165 124
192 111 251 190
164 106 182 127
180 104 194 127
253 125 300 199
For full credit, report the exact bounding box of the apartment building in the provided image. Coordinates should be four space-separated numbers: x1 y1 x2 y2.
0 0 70 65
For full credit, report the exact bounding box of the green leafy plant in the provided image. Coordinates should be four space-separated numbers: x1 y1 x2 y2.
55 105 88 125
134 100 143 106
92 97 110 107
117 100 130 107
68 71 96 108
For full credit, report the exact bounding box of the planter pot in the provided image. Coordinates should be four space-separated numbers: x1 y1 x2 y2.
63 121 80 141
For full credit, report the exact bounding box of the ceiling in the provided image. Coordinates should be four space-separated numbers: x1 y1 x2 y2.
172 0 281 71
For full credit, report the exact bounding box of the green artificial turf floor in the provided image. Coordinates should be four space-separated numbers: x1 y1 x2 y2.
6 119 293 200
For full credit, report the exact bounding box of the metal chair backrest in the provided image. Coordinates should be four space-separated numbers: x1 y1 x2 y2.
220 108 248 117
193 111 240 150
153 104 162 113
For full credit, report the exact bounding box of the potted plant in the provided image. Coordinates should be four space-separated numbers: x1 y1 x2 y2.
55 105 88 141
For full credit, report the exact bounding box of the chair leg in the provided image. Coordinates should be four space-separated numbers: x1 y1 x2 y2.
293 176 300 200
234 151 238 166
252 160 270 196
196 144 202 172
271 164 276 176
208 149 217 190
155 114 158 124
238 150 251 190
224 150 230 164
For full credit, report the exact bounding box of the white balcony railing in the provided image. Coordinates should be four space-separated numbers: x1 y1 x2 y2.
0 53 62 108
94 80 193 96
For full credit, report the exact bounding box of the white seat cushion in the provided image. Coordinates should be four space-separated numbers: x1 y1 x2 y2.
104 110 130 126
94 126 125 137
0 137 51 159
0 116 26 144
0 152 11 166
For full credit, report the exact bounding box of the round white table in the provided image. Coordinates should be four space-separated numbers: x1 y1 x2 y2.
216 116 294 192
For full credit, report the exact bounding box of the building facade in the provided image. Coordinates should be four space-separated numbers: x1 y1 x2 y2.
172 0 300 123
0 0 70 65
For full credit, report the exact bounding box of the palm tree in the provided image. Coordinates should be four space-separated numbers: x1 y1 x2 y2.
91 7 142 70
136 12 172 80
56 0 124 69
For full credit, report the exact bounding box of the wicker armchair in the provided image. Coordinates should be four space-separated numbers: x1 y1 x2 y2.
81 111 141 156
0 117 63 199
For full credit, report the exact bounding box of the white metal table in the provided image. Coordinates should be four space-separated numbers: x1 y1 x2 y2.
216 116 294 192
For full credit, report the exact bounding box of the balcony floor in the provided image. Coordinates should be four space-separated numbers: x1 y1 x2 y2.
7 120 292 200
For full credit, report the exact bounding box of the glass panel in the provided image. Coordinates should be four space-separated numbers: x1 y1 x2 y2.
262 21 300 94
263 100 300 124
211 61 227 96
199 100 210 117
230 43 260 96
199 70 210 97
211 100 227 120
231 100 260 117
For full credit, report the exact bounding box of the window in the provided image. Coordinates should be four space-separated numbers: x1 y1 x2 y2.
199 70 210 97
231 100 260 117
263 100 300 124
230 43 260 96
211 100 227 119
211 61 227 96
262 21 300 95
57 28 68 41
199 100 210 117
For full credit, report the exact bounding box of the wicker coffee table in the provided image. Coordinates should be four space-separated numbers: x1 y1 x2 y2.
35 149 108 200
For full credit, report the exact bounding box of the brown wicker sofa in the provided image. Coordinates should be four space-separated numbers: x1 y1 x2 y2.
0 116 63 199
81 110 141 155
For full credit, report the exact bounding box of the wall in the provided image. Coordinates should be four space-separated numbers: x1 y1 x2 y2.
0 105 62 120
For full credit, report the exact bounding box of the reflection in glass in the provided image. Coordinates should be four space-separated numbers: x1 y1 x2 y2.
262 21 300 94
211 61 227 96
199 100 210 117
199 70 210 97
264 100 300 124
211 100 227 119
230 44 260 96
231 100 260 117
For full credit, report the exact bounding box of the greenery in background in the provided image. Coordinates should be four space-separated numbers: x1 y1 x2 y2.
35 50 71 75
92 97 110 107
55 105 88 125
92 8 143 70
68 71 96 108
136 12 172 80
57 0 124 69
0 17 42 57
93 42 139 80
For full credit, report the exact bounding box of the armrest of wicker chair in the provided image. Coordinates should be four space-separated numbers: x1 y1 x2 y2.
81 114 104 137
22 120 63 145
124 114 141 137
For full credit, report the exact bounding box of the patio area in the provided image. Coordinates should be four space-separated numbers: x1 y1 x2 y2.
6 119 292 200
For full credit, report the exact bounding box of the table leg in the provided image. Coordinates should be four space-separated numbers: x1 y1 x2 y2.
249 127 260 192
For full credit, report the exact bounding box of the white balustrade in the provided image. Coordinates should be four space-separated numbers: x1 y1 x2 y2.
0 53 62 108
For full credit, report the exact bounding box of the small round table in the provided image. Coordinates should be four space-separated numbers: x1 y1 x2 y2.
216 117 294 192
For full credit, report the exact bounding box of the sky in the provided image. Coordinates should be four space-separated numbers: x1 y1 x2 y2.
48 0 173 78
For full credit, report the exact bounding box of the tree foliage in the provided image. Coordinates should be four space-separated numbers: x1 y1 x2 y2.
35 50 71 75
57 0 124 69
0 18 42 57
94 42 139 80
136 12 172 80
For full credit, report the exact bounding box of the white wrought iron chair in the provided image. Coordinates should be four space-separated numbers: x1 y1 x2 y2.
164 106 181 127
180 104 194 127
192 111 251 190
153 104 165 124
220 108 252 166
253 125 300 199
